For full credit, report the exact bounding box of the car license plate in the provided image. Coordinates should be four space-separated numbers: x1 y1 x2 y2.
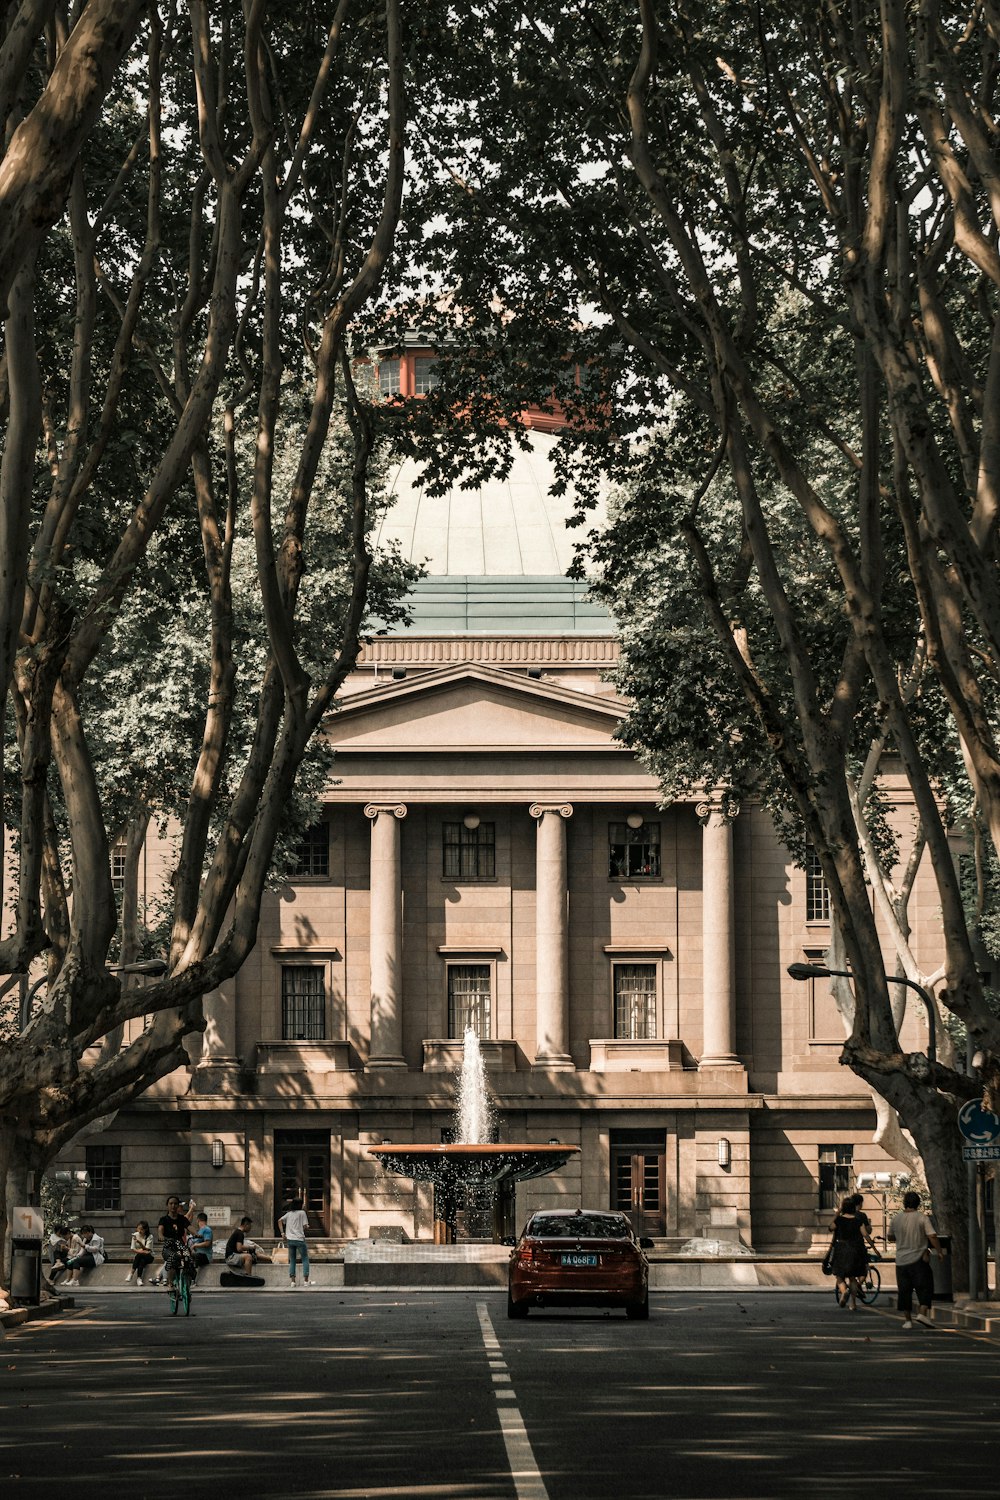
560 1253 598 1267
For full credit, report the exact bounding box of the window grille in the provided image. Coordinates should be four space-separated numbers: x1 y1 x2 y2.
290 822 329 878
85 1145 121 1211
806 848 831 921
281 966 326 1040
414 356 439 393
443 821 495 879
448 964 491 1038
608 822 661 879
613 964 657 1039
378 358 401 395
111 841 127 893
818 1145 853 1209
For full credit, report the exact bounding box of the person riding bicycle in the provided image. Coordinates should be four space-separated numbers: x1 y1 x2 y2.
162 1235 198 1289
155 1195 195 1291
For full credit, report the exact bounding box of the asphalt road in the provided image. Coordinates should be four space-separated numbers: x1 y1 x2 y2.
2 1291 998 1499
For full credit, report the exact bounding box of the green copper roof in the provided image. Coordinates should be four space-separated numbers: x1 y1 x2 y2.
401 576 611 634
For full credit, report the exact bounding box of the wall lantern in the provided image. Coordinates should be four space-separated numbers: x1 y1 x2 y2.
211 1139 225 1169
462 813 481 831
717 1138 731 1169
625 811 645 830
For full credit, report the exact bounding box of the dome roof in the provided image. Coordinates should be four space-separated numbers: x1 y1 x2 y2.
374 429 606 577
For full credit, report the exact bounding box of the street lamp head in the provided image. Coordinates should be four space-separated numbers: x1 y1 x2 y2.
116 958 168 977
787 962 828 981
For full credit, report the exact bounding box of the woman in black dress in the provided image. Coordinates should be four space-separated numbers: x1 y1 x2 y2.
830 1197 868 1309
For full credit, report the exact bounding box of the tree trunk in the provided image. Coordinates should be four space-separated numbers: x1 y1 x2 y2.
911 1108 970 1297
0 1113 47 1294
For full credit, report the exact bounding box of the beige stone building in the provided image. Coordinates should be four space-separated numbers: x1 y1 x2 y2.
62 361 939 1253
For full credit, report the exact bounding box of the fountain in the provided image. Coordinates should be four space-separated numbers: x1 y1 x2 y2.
368 1028 580 1242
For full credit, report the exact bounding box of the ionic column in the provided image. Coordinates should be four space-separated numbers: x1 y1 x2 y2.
530 802 575 1071
365 803 408 1068
697 794 742 1068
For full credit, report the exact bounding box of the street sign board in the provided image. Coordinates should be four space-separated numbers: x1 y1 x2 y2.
12 1205 44 1239
957 1098 1000 1143
962 1144 1000 1161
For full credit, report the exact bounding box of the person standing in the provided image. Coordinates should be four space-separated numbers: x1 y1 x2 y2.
889 1190 945 1330
278 1197 312 1289
829 1197 868 1310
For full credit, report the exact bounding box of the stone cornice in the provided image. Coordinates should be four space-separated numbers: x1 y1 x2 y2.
358 635 620 666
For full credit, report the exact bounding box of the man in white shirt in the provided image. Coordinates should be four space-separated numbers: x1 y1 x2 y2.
278 1197 312 1288
889 1190 945 1330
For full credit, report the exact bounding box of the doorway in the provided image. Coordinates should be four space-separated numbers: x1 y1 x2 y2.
274 1129 331 1236
610 1131 667 1237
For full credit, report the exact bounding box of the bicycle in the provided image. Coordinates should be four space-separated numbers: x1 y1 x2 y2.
832 1253 881 1306
165 1240 196 1316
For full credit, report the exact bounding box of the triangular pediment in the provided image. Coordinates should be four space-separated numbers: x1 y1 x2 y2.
326 663 625 752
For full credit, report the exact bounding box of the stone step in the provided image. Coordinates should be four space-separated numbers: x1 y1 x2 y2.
52 1256 893 1293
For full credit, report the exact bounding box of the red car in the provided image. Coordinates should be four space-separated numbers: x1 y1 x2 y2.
507 1208 652 1319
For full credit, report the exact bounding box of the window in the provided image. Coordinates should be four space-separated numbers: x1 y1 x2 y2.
443 821 495 880
378 358 401 395
281 966 326 1040
613 963 657 1039
414 356 439 393
806 848 831 922
448 964 491 1038
818 1145 853 1210
85 1145 121 1211
290 822 329 878
111 840 127 893
609 822 661 879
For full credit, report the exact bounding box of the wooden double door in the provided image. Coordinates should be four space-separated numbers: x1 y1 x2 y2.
274 1129 330 1236
611 1132 667 1238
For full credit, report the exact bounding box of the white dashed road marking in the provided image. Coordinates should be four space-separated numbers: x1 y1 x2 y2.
477 1301 550 1500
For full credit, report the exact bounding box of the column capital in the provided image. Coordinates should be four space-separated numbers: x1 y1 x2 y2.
529 802 573 820
696 790 739 824
364 802 407 821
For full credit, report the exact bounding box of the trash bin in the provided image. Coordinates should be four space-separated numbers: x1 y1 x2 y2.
932 1235 952 1302
10 1236 42 1306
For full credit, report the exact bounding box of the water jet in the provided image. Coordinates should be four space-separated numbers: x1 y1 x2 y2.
368 1029 580 1242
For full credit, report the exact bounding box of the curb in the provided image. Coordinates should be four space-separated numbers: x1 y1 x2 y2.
0 1294 75 1330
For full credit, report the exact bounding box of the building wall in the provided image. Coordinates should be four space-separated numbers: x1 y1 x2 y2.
50 651 947 1255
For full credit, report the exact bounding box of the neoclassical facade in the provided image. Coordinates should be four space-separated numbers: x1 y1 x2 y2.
60 373 941 1253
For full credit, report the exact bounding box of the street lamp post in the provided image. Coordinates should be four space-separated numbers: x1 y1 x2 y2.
19 957 168 1031
787 961 936 1064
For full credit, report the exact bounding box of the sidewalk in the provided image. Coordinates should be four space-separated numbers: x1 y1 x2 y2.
930 1299 1000 1335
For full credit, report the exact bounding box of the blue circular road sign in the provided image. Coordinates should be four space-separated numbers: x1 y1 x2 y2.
957 1098 1000 1143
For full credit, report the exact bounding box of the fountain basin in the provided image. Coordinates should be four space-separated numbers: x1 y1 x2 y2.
369 1142 580 1185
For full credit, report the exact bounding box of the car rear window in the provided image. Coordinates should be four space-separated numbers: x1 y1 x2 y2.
526 1214 630 1238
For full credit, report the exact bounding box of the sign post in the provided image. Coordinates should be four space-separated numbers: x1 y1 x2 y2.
958 1098 1000 1299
